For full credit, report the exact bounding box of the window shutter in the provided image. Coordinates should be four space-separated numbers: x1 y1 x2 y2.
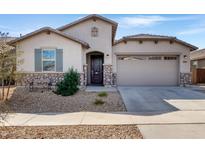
56 49 63 72
34 49 42 72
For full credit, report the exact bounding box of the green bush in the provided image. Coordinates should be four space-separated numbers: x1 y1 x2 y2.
98 92 108 97
93 98 105 105
55 67 80 96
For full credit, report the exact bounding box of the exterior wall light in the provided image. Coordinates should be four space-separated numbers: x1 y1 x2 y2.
154 40 158 44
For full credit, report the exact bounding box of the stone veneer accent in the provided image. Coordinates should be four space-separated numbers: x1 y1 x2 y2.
83 64 88 86
17 72 85 87
79 73 85 87
112 73 117 86
18 73 64 86
180 72 192 86
103 64 113 87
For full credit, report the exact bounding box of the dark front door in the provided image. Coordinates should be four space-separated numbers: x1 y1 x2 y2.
91 55 103 85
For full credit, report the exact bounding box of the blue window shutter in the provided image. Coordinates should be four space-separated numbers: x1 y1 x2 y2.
34 49 42 72
56 49 63 72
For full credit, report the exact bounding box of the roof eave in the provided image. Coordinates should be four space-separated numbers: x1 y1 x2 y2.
57 14 118 31
8 27 90 49
114 37 198 51
57 14 118 43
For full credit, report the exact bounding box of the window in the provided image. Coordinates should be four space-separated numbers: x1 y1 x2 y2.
192 61 198 66
148 56 162 60
42 49 56 71
118 56 147 60
164 56 177 60
91 27 98 37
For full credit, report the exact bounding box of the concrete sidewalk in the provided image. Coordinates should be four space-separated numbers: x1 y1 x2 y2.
1 111 205 126
138 124 205 139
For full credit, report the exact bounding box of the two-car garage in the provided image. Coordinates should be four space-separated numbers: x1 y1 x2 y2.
113 34 198 87
117 55 179 86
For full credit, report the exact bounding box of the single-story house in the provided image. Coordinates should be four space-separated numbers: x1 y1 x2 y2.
8 14 198 87
0 37 17 42
191 49 205 69
190 49 205 84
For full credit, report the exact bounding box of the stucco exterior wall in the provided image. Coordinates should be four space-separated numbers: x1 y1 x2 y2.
112 40 191 73
16 32 84 73
61 19 113 65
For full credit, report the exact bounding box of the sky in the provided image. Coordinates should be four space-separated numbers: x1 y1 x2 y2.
0 14 204 49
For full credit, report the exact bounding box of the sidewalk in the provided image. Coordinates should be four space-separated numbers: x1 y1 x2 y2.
1 111 205 126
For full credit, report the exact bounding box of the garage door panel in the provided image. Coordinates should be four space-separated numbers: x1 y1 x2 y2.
117 55 179 86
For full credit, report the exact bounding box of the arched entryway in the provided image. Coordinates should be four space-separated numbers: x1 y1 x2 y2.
86 51 104 85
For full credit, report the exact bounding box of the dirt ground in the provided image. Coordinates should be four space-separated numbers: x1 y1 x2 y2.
0 125 143 139
2 87 126 113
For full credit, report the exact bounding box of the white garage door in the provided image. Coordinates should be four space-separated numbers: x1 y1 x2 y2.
117 55 179 86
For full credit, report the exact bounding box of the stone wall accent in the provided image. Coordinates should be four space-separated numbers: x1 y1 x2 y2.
180 72 192 86
83 64 88 86
112 73 117 86
17 72 86 88
18 73 64 87
103 64 112 87
79 73 85 87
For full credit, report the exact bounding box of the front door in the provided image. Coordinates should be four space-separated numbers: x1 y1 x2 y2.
91 55 103 85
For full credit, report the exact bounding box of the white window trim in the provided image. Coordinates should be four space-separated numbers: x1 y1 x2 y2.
42 48 56 72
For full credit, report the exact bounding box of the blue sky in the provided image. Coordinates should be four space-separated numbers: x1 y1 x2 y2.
0 14 204 48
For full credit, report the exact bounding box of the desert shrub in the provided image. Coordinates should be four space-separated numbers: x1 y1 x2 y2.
55 67 80 96
93 98 105 105
98 92 108 97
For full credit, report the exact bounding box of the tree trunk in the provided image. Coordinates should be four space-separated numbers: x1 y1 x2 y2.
0 78 4 101
0 79 3 100
2 77 5 101
5 66 14 100
5 77 11 101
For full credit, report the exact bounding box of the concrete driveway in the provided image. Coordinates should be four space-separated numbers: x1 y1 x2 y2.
118 86 205 113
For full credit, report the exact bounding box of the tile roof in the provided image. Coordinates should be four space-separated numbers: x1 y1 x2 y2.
114 34 198 51
190 48 205 60
57 14 118 43
8 27 89 48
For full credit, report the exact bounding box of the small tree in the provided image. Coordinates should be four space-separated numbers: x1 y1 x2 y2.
56 67 80 96
0 32 23 101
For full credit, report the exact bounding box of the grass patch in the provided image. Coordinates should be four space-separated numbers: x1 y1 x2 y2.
93 99 105 105
97 92 108 97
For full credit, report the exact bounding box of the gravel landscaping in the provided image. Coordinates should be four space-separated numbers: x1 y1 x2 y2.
0 125 143 139
4 87 126 113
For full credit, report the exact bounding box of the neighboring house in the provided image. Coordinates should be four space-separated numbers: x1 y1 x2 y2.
190 49 205 69
190 49 205 84
8 14 198 87
0 37 17 42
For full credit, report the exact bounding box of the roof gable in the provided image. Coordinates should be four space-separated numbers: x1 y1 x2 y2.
8 27 89 48
57 14 118 42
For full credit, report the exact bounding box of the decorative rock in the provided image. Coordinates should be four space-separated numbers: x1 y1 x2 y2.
180 72 192 86
103 65 113 86
83 65 88 86
17 72 85 88
112 73 117 86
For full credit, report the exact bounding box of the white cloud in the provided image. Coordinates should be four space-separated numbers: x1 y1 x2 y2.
117 15 196 28
0 25 11 30
119 16 166 27
178 27 205 35
9 29 37 36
